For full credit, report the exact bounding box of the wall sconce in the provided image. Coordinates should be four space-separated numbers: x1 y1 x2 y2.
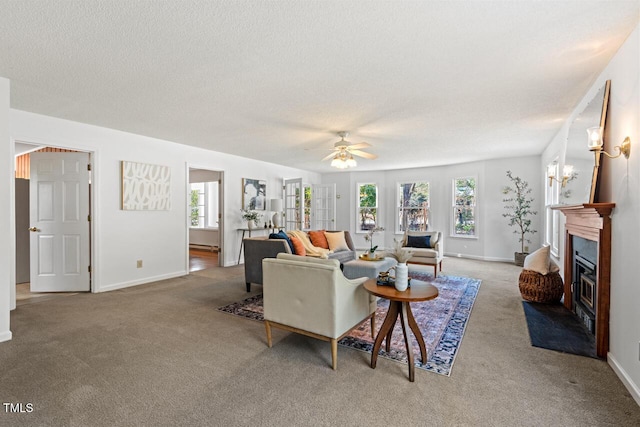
587 126 631 167
547 164 573 187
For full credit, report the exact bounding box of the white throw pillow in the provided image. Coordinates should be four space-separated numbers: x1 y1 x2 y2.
523 245 552 275
324 231 350 252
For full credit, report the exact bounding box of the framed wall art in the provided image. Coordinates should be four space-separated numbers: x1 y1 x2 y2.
242 178 266 210
121 161 171 210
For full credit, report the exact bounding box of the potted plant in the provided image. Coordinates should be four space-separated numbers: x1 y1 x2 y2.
502 170 537 266
241 209 261 230
363 226 384 259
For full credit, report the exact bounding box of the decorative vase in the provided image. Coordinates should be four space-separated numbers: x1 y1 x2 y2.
368 250 376 259
394 263 409 291
247 220 254 230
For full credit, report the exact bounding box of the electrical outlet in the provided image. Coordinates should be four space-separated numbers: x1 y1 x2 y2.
137 260 143 268
524 245 530 252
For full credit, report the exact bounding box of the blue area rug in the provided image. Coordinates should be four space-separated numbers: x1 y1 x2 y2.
218 273 481 376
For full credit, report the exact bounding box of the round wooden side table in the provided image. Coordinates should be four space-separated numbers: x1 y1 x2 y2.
363 278 439 382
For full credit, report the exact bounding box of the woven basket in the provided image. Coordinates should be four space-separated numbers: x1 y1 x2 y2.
518 269 564 303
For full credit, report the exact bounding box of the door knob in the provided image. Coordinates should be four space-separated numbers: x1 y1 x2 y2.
28 227 38 232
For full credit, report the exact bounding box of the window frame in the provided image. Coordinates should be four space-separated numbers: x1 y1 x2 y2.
545 161 561 257
189 181 219 229
395 181 430 234
356 182 379 233
451 176 478 238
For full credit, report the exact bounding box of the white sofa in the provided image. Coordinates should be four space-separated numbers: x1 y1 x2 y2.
402 230 444 277
262 253 376 370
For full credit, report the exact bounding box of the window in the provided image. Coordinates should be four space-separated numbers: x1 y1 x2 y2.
189 182 219 228
452 177 476 237
357 183 378 231
303 184 312 230
397 182 429 233
545 161 560 256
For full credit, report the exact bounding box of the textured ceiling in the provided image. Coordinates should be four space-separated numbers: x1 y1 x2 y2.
1 1 638 172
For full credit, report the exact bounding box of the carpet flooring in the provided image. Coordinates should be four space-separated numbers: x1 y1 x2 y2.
218 273 481 376
2 259 640 426
522 301 597 358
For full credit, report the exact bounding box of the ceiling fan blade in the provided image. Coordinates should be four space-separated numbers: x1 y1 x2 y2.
346 142 371 150
321 151 338 161
349 149 378 160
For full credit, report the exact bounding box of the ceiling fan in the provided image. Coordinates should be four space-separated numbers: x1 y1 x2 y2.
321 131 378 168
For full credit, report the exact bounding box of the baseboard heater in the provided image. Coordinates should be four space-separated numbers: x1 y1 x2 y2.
189 243 218 252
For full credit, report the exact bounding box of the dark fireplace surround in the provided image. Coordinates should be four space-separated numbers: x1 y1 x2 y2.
553 203 614 359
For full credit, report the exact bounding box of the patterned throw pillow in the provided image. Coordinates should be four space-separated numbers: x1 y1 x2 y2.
308 230 329 249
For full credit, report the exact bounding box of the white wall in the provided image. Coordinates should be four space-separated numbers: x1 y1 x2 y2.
0 78 11 342
322 155 542 261
8 109 320 300
542 25 640 403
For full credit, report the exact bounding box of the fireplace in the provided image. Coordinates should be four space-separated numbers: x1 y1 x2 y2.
573 251 596 334
553 203 614 358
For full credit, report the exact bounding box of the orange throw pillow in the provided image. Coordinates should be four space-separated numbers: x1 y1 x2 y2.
308 230 329 249
289 236 306 256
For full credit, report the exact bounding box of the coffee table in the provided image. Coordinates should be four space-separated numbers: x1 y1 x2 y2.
363 278 439 382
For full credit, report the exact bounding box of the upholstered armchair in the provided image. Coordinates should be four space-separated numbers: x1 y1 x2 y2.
262 253 376 370
402 230 444 277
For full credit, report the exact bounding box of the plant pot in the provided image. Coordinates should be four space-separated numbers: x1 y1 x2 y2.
247 220 255 230
514 252 528 267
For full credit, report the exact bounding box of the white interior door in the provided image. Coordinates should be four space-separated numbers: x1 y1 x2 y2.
284 178 302 231
312 183 336 230
29 152 90 292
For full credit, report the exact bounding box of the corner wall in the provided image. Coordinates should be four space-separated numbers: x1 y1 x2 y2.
321 155 542 262
8 109 319 296
0 78 11 342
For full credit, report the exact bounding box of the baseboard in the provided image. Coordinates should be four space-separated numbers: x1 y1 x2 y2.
96 271 187 293
608 353 640 407
0 330 13 343
443 253 513 263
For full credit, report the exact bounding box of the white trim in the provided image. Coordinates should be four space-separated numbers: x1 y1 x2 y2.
608 353 640 407
443 252 513 263
0 330 12 343
10 137 99 298
96 271 187 293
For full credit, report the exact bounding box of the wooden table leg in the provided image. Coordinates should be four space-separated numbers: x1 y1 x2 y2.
406 303 427 364
399 302 415 382
371 300 399 369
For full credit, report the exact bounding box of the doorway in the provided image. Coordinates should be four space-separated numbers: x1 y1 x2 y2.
14 142 93 302
187 167 224 271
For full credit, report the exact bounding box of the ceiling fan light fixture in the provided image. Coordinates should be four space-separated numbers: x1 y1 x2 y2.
346 155 357 167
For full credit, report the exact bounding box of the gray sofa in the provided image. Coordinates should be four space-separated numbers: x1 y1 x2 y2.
243 231 356 292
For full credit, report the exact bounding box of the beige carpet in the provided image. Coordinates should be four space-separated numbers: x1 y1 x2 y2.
1 258 639 426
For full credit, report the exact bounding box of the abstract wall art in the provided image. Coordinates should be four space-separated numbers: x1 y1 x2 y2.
242 178 266 210
121 161 171 210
